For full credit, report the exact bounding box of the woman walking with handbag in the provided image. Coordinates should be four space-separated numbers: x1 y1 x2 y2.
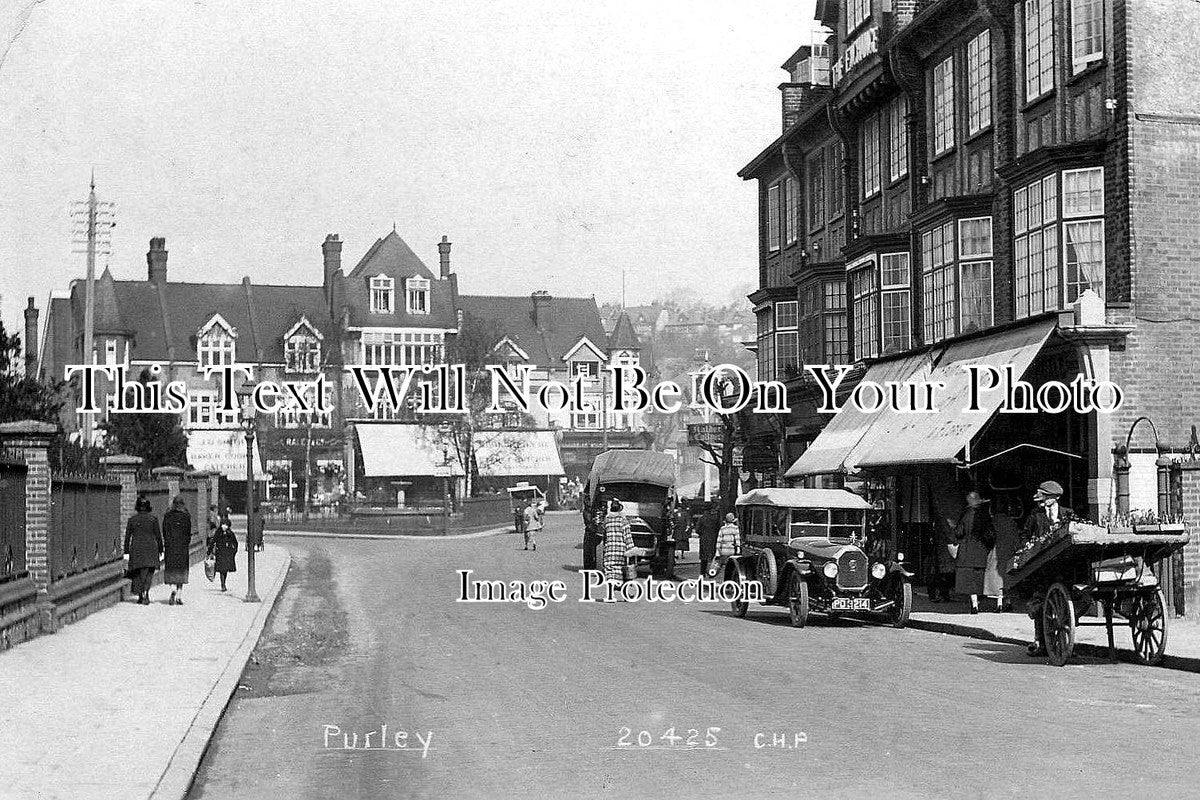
125 496 163 605
210 517 239 592
954 491 996 614
161 496 192 606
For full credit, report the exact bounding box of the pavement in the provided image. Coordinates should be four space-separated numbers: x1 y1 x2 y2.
0 542 291 800
905 590 1200 672
189 515 1200 800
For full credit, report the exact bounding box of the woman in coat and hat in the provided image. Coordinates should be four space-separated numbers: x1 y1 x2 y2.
125 496 163 605
602 498 635 599
161 496 192 606
954 491 996 614
209 516 239 592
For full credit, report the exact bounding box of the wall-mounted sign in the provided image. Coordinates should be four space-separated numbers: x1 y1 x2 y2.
687 423 725 448
832 26 879 84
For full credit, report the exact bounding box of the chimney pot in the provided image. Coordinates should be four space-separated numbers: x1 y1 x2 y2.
147 237 168 284
437 236 452 279
322 234 344 307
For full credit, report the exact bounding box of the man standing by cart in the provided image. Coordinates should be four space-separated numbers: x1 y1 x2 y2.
1021 480 1079 656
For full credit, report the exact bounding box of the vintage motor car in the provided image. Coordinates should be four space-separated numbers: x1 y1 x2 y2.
725 488 912 628
582 449 680 578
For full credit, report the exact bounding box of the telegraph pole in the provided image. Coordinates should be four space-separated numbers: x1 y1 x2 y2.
70 173 114 448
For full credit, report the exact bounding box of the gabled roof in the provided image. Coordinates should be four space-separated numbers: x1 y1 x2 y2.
458 294 609 366
561 336 607 362
342 230 456 329
608 313 641 351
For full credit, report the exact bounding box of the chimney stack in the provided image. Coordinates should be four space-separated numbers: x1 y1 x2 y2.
147 237 168 284
437 235 452 279
322 234 343 295
531 290 553 330
23 297 38 374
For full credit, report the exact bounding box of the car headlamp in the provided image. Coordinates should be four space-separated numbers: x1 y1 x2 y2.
871 562 886 580
822 562 838 579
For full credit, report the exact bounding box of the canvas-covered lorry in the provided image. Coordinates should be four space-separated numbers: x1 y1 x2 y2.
581 450 679 578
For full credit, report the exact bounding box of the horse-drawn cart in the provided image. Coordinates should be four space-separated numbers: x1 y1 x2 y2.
1007 522 1189 666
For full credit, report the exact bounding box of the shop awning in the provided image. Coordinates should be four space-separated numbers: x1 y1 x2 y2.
186 429 263 482
473 430 565 477
856 319 1057 469
356 423 464 478
785 352 938 477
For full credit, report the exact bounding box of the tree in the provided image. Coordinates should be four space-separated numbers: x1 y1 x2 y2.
100 369 188 469
0 319 64 424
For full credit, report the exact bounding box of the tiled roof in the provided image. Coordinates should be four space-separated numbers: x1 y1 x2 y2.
608 313 641 351
457 294 609 366
343 231 457 330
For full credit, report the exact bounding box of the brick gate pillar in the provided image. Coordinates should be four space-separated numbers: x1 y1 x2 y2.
101 454 144 536
152 466 185 498
0 421 56 596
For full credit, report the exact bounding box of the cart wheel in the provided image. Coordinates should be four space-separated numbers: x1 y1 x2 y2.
727 562 749 618
890 579 912 629
1042 582 1076 667
1129 589 1169 666
787 572 809 628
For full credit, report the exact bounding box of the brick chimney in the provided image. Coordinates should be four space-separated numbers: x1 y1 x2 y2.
322 233 342 290
531 290 553 330
437 235 452 279
23 297 38 374
780 43 831 131
147 237 168 284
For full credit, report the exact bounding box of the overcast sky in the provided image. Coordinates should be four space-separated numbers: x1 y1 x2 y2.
0 0 816 337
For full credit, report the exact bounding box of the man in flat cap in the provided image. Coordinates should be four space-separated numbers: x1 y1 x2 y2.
1020 480 1078 656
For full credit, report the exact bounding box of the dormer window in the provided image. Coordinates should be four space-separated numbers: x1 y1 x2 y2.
406 276 430 315
196 315 237 371
370 275 394 314
284 317 324 373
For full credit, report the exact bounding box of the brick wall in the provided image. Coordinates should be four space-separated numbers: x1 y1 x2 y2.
1177 464 1200 617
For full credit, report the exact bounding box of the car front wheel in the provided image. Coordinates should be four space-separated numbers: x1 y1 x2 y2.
787 572 809 628
890 579 912 628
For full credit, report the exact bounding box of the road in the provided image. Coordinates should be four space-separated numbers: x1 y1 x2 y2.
189 513 1200 800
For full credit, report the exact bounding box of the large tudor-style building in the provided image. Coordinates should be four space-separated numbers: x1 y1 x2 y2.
35 230 651 509
741 0 1200 612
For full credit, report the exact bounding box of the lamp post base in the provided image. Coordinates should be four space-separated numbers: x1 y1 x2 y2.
244 592 261 603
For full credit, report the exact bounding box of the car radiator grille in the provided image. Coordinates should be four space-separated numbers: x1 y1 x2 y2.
837 551 868 590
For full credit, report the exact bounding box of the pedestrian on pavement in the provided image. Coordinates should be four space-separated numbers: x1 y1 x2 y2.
699 506 720 579
954 490 995 614
711 512 741 578
161 496 192 606
929 510 959 603
125 495 163 605
985 492 1022 612
1020 480 1079 656
210 517 239 592
523 500 542 551
602 498 635 599
514 499 526 539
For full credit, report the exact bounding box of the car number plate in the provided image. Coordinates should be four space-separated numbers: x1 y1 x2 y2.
831 597 870 611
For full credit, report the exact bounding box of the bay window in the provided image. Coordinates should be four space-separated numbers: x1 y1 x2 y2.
958 217 994 332
1013 168 1105 318
880 253 911 354
921 222 957 343
756 308 775 381
824 281 849 364
775 300 798 380
850 259 880 361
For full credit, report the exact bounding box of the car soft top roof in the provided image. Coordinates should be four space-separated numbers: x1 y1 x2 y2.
587 450 676 498
735 488 871 511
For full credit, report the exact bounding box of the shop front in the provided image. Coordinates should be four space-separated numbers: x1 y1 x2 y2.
785 315 1109 585
472 429 566 508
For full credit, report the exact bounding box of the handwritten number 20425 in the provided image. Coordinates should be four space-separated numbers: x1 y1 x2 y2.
616 727 720 748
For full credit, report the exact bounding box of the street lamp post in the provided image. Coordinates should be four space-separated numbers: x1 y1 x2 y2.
237 380 261 603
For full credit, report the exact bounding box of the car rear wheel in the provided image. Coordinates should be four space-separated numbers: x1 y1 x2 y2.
890 579 912 629
787 572 809 628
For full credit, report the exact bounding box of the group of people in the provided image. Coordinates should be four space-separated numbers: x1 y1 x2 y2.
123 497 266 603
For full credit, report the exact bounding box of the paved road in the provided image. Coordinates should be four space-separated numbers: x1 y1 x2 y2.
189 514 1200 800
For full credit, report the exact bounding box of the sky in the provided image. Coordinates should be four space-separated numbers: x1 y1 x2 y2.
0 0 817 340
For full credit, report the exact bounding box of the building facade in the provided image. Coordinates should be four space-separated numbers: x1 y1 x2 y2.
741 0 1200 611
